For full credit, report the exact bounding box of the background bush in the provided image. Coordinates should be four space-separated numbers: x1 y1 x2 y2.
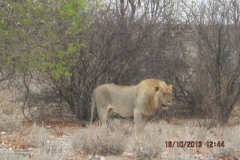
0 0 239 126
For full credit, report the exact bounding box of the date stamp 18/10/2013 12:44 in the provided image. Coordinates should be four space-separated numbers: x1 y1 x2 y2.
165 141 225 148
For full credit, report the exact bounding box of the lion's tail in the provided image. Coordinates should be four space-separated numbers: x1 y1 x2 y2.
90 93 95 127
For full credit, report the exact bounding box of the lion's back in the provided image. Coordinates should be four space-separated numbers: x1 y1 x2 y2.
93 83 136 111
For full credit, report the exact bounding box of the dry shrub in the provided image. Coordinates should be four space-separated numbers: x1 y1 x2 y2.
0 124 66 160
0 145 66 160
126 123 165 159
0 130 35 150
71 119 128 155
125 121 207 159
0 90 19 116
0 124 49 149
2 106 14 115
33 141 65 160
27 124 49 148
0 151 30 160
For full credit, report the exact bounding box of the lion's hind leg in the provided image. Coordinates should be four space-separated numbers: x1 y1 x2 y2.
107 108 113 119
98 105 112 126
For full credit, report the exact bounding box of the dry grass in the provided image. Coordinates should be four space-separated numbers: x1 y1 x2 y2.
71 119 129 155
0 124 68 160
0 124 50 148
1 90 240 159
69 119 240 159
0 119 240 160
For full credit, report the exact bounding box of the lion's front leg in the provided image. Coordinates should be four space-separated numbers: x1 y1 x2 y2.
134 110 148 137
139 114 148 132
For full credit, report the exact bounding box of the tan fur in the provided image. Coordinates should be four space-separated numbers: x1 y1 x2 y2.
90 78 173 136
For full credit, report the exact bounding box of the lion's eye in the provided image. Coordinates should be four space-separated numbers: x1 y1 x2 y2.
163 93 166 96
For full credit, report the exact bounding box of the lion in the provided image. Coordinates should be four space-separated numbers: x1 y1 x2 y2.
90 78 173 136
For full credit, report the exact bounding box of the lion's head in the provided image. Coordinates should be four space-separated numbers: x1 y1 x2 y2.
155 81 172 109
141 79 173 114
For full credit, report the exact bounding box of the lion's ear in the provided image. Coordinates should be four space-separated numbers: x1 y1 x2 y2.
154 85 160 92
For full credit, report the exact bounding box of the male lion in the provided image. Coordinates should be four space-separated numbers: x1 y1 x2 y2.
90 79 173 135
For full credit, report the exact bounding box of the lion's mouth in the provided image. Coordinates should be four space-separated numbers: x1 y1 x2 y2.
162 104 169 110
